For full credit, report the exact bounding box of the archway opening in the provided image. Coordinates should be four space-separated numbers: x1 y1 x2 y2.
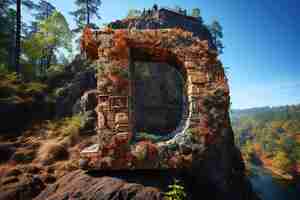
133 61 185 136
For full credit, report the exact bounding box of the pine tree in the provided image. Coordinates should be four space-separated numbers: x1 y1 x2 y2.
0 0 14 16
31 0 56 70
15 0 21 73
34 0 56 20
191 8 200 18
70 0 101 32
209 20 224 54
23 11 72 76
0 10 16 70
14 0 35 73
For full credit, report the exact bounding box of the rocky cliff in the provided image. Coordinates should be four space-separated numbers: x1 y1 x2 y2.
36 27 260 199
0 7 260 200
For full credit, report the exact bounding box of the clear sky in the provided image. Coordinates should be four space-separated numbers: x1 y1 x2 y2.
24 0 300 109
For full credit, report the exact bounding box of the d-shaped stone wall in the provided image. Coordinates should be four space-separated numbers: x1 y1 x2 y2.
80 27 229 170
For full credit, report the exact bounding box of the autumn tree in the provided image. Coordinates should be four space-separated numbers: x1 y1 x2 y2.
70 0 101 32
272 151 292 172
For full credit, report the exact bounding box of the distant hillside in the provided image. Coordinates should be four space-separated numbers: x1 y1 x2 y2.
231 104 300 122
231 104 300 177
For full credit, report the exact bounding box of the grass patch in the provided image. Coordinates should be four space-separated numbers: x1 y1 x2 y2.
0 72 47 102
47 114 85 145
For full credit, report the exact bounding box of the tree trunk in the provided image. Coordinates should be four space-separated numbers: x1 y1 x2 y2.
15 0 21 74
86 0 90 25
46 48 54 70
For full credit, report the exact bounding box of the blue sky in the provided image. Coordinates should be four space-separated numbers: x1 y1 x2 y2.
24 0 300 109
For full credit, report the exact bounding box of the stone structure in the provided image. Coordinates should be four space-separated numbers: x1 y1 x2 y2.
80 27 229 170
108 7 215 49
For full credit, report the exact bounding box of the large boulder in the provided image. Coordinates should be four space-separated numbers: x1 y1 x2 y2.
55 69 97 118
34 170 165 200
0 173 45 200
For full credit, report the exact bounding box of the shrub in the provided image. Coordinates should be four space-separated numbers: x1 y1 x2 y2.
165 179 187 200
60 115 82 137
272 151 292 173
24 82 47 95
47 114 84 146
0 71 47 100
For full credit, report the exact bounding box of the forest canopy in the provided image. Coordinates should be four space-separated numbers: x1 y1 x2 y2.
232 105 300 174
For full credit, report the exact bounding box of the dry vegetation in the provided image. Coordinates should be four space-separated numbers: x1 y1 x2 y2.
37 141 69 165
0 113 96 196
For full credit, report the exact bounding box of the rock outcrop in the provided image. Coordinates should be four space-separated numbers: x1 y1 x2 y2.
80 28 228 170
0 6 259 200
63 26 260 199
35 170 166 200
0 167 45 200
51 56 97 118
0 74 52 133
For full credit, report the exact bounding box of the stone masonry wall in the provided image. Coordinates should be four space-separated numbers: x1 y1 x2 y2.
80 27 228 170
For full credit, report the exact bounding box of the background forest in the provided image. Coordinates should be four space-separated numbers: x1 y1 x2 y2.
232 105 300 176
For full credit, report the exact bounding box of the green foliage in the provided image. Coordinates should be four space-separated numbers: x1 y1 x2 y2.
191 8 201 18
165 179 187 200
0 71 47 102
272 151 292 172
70 0 101 32
33 0 56 21
233 105 300 173
135 132 164 143
46 114 86 146
0 64 9 74
23 11 73 77
60 115 83 137
0 8 16 69
241 140 255 162
24 82 47 94
209 20 224 54
48 114 84 138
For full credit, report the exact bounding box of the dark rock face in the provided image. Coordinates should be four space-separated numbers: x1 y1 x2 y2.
134 62 184 134
0 143 16 163
47 55 97 118
0 94 52 133
55 69 97 118
185 127 261 200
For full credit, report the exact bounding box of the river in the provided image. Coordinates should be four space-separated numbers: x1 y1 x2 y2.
249 165 299 200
